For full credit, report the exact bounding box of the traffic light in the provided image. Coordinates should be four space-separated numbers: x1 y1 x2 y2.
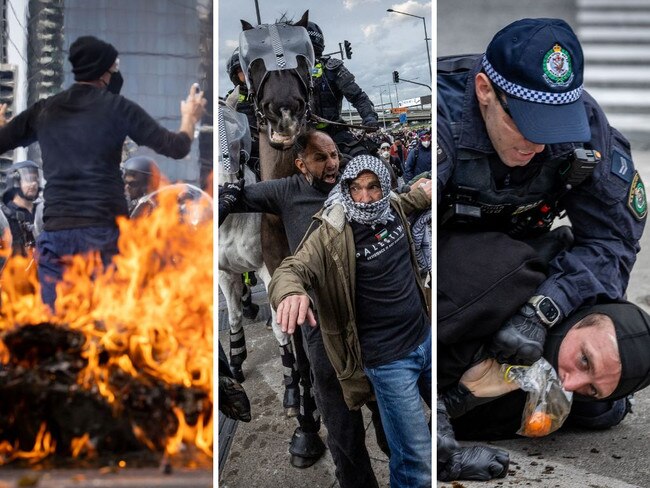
344 40 352 59
393 70 399 83
0 64 16 118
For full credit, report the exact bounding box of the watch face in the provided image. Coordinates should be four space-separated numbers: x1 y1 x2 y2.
539 297 560 323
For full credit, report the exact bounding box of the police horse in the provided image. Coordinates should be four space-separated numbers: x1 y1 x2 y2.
218 14 315 421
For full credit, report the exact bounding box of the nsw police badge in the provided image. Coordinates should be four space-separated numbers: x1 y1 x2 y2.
543 44 574 87
628 172 647 221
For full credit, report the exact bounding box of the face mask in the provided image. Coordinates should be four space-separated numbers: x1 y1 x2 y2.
107 71 124 94
421 140 431 149
311 175 338 194
381 151 390 159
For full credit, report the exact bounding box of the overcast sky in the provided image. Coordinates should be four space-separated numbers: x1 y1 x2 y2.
217 0 433 112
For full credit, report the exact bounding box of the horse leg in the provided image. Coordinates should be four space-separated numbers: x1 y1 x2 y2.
260 214 290 275
219 270 247 383
241 276 259 320
258 264 300 417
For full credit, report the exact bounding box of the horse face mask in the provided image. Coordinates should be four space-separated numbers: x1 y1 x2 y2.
239 24 315 94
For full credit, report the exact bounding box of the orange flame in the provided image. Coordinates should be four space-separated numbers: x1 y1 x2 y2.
0 185 213 462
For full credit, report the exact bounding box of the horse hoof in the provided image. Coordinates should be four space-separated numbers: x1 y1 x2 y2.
289 428 326 468
242 302 259 320
285 406 299 418
265 315 273 331
231 366 245 383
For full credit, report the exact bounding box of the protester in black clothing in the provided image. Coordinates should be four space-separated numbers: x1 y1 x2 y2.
0 160 40 256
0 35 206 309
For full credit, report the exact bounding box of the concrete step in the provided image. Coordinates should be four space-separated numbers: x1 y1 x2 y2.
580 26 650 42
583 44 650 62
578 0 650 8
584 66 650 89
583 87 650 107
578 10 650 24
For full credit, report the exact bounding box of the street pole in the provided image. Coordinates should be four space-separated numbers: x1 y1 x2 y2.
254 0 261 24
387 9 432 83
393 83 399 107
421 17 432 83
378 91 386 129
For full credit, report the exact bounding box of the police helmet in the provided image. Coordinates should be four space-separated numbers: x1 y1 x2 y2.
123 156 162 200
306 22 325 58
3 160 40 203
227 48 243 86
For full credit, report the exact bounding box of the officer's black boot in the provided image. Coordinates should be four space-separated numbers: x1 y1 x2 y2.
229 328 247 383
290 344 325 469
437 398 510 481
279 343 300 417
241 284 259 320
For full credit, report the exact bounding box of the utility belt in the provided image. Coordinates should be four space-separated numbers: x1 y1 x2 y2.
441 148 601 238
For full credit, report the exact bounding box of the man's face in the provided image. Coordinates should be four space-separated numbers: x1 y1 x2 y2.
295 132 340 184
475 74 545 168
18 170 39 201
124 171 148 200
557 315 621 399
236 68 245 84
349 171 382 204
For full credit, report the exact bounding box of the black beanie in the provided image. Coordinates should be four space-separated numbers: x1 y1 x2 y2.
544 300 650 401
69 36 118 81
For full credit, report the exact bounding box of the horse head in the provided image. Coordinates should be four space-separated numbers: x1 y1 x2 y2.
239 11 314 149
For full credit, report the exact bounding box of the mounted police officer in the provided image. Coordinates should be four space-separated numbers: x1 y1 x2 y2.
306 21 379 160
437 18 646 480
226 48 260 181
1 160 41 256
122 156 162 215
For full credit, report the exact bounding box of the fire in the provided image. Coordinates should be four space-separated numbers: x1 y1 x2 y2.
0 184 213 464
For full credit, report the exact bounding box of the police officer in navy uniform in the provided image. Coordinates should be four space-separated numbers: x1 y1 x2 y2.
437 18 646 480
1 160 41 256
226 48 260 181
306 22 379 159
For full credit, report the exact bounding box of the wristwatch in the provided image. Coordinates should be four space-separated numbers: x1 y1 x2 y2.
528 295 561 328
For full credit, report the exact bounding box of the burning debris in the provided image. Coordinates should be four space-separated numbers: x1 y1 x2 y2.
0 185 213 467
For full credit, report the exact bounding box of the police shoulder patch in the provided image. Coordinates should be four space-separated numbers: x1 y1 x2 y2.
627 171 647 221
611 147 633 183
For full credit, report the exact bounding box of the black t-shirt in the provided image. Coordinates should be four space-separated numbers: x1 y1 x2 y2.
352 211 428 368
0 84 192 230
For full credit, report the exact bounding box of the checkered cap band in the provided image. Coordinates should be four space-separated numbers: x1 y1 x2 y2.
217 109 231 172
482 55 583 105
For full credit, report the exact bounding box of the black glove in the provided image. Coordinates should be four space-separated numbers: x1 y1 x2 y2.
218 179 244 226
437 397 510 481
439 445 510 481
442 382 498 419
219 179 244 207
489 303 547 366
219 374 251 422
362 118 379 129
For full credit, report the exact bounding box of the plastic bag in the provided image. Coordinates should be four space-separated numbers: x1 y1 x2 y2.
502 358 573 437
